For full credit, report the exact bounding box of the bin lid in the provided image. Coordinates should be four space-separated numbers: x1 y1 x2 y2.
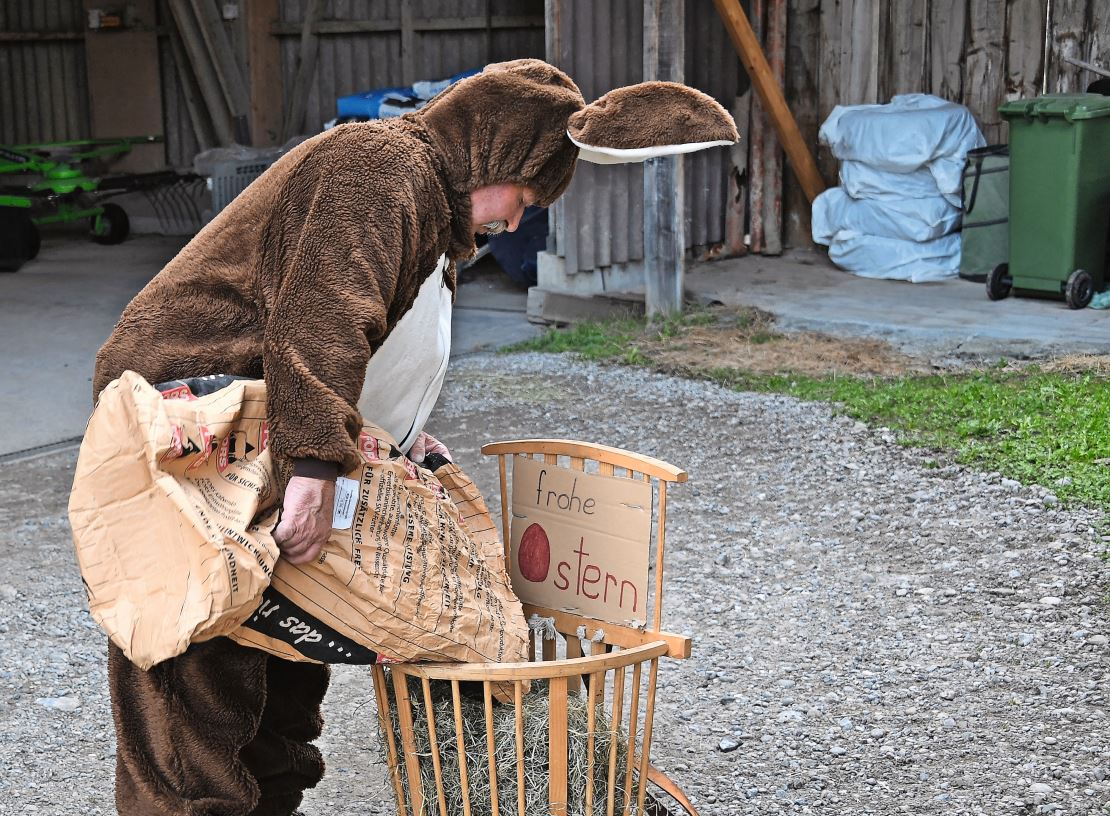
999 94 1110 121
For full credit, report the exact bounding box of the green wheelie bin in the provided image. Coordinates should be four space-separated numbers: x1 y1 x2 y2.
991 94 1110 309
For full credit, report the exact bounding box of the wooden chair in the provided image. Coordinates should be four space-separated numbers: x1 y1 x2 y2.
372 439 696 816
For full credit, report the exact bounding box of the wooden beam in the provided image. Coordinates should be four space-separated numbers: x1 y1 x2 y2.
643 0 685 318
168 20 218 151
711 0 825 203
188 0 252 143
167 0 235 146
282 0 323 143
245 0 283 147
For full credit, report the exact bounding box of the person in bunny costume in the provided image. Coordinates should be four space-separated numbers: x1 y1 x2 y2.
92 58 736 815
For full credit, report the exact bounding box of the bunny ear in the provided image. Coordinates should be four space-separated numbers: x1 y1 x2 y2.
567 81 739 165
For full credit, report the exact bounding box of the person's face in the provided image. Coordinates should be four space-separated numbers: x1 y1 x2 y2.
469 184 537 235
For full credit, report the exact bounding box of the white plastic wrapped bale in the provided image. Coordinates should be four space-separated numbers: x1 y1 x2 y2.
827 231 962 283
838 162 963 208
812 187 962 244
820 94 986 196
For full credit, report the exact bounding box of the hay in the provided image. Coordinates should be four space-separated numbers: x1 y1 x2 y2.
380 677 636 816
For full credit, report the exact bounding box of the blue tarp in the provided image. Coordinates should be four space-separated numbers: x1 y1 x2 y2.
336 70 480 119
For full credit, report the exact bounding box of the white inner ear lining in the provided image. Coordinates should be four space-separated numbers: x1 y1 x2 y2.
568 131 736 165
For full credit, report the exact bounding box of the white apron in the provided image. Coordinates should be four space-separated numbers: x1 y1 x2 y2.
356 254 452 452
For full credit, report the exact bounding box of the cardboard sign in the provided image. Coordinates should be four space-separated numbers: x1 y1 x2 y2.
509 455 652 624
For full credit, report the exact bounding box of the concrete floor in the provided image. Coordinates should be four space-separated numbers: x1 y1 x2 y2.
0 233 539 458
687 249 1110 363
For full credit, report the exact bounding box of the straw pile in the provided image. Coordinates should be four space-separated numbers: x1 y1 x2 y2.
380 678 636 816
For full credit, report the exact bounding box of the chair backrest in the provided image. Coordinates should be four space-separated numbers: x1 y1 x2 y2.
480 438 689 658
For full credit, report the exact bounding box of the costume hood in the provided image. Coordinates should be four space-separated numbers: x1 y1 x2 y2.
415 58 739 207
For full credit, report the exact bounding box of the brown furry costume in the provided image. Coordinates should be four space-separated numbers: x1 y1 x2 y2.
93 58 736 816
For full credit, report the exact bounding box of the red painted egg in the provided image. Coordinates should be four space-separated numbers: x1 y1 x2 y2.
517 523 551 583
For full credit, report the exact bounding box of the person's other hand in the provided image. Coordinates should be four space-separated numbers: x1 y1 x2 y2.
408 432 452 464
273 475 335 564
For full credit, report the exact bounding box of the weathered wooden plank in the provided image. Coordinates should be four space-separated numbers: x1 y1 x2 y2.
725 89 749 254
965 0 1006 144
927 0 968 101
880 0 927 99
247 0 283 146
1047 0 1088 93
1005 0 1044 102
748 0 765 253
816 0 842 183
844 0 880 103
761 0 785 256
783 0 818 248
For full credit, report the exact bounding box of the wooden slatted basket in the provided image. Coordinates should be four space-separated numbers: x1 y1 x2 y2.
372 440 697 816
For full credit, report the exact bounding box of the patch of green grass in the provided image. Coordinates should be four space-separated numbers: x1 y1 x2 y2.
507 317 1110 510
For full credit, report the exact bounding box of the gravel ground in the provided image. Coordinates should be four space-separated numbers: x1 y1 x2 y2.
1 352 1108 816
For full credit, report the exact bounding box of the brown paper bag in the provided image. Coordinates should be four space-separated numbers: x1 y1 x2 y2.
69 372 279 668
69 372 529 670
230 433 528 666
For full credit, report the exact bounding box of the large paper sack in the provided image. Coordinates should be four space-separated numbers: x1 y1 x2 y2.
230 436 529 665
70 372 528 669
69 373 279 668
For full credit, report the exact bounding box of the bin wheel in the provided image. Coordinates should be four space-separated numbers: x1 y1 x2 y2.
986 263 1012 301
90 203 129 245
1065 269 1093 310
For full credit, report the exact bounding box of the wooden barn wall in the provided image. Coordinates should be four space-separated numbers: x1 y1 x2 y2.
548 0 742 273
276 0 545 137
0 0 89 145
782 0 1110 248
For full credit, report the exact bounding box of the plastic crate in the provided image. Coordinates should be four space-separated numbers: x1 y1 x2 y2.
203 158 276 221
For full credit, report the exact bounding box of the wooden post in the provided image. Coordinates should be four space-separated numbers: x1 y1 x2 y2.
245 0 283 147
187 0 252 143
168 22 218 151
711 0 825 203
168 0 236 146
761 0 786 255
748 0 764 254
282 0 323 142
643 0 685 318
725 91 749 256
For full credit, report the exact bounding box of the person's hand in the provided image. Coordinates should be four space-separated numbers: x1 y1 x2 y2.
273 476 335 565
408 432 452 464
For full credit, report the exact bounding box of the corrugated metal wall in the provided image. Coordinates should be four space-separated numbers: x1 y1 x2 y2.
0 0 89 144
277 0 545 136
682 0 742 251
549 0 645 274
548 0 741 273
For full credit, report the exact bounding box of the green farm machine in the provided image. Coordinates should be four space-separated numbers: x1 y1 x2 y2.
0 136 163 271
